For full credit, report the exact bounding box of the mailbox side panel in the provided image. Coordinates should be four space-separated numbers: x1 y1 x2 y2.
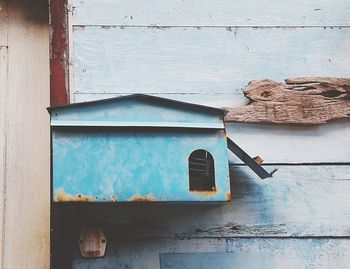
52 129 230 202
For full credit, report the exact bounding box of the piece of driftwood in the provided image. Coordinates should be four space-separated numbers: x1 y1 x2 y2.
225 77 350 124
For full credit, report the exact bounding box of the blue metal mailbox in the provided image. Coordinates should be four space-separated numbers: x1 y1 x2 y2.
49 94 232 202
48 94 273 203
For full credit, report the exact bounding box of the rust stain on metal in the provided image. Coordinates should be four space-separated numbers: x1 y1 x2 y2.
226 192 231 201
253 156 264 165
190 187 220 197
220 129 227 138
128 194 156 202
55 188 93 202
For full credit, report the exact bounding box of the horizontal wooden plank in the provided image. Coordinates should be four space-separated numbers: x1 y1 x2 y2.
72 165 350 238
73 238 350 269
72 27 350 95
71 0 350 26
2 1 50 268
226 120 350 163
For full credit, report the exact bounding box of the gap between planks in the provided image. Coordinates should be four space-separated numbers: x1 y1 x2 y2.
72 25 350 28
230 163 350 166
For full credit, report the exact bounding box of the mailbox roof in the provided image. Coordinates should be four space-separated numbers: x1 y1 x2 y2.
48 94 228 129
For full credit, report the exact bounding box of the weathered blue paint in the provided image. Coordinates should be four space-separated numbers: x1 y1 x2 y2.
52 129 230 202
71 0 350 27
72 27 350 95
50 94 226 128
160 252 273 269
49 94 230 202
73 238 350 269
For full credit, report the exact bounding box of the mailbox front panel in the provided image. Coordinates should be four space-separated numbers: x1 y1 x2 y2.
52 128 230 202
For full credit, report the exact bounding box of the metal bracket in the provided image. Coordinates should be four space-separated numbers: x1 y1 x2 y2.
79 228 107 258
227 137 277 179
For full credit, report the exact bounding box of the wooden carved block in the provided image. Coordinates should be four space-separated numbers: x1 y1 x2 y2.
225 77 350 125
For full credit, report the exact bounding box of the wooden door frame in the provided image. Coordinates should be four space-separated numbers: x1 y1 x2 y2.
50 1 76 269
50 0 70 106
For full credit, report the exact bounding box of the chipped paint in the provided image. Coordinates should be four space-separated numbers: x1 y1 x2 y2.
50 0 69 105
128 194 156 202
54 188 93 202
50 96 231 202
190 187 221 197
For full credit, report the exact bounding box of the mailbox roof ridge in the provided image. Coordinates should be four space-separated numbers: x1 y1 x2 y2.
47 93 228 116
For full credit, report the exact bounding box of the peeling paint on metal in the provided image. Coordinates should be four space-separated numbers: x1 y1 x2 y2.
189 187 221 197
50 96 231 202
55 188 93 202
128 194 156 202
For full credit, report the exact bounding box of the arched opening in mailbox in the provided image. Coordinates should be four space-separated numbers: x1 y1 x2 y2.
188 149 216 192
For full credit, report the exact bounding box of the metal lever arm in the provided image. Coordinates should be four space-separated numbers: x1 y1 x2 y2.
227 137 276 179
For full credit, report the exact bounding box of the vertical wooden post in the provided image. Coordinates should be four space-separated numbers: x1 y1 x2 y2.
1 0 50 268
0 0 9 267
49 1 76 269
50 0 69 106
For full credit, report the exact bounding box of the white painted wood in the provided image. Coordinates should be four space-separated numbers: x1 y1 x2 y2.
68 0 75 103
0 47 6 269
73 238 350 269
0 0 8 267
75 165 350 237
68 1 350 268
1 1 50 268
226 121 350 163
71 27 350 95
71 0 350 26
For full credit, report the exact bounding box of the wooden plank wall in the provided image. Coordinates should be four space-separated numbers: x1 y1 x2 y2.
70 0 350 164
68 1 350 268
0 0 50 268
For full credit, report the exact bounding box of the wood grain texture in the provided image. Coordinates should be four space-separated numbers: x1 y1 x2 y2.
71 166 350 238
226 77 350 124
1 0 50 268
71 27 350 95
71 0 350 26
73 238 350 269
50 0 69 106
0 0 8 267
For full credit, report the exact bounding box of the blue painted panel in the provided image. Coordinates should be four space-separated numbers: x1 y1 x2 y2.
53 129 230 202
73 238 350 268
50 95 225 129
71 0 350 26
72 27 350 95
160 252 273 269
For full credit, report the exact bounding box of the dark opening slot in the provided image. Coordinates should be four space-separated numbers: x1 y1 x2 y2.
320 89 344 98
188 150 216 191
